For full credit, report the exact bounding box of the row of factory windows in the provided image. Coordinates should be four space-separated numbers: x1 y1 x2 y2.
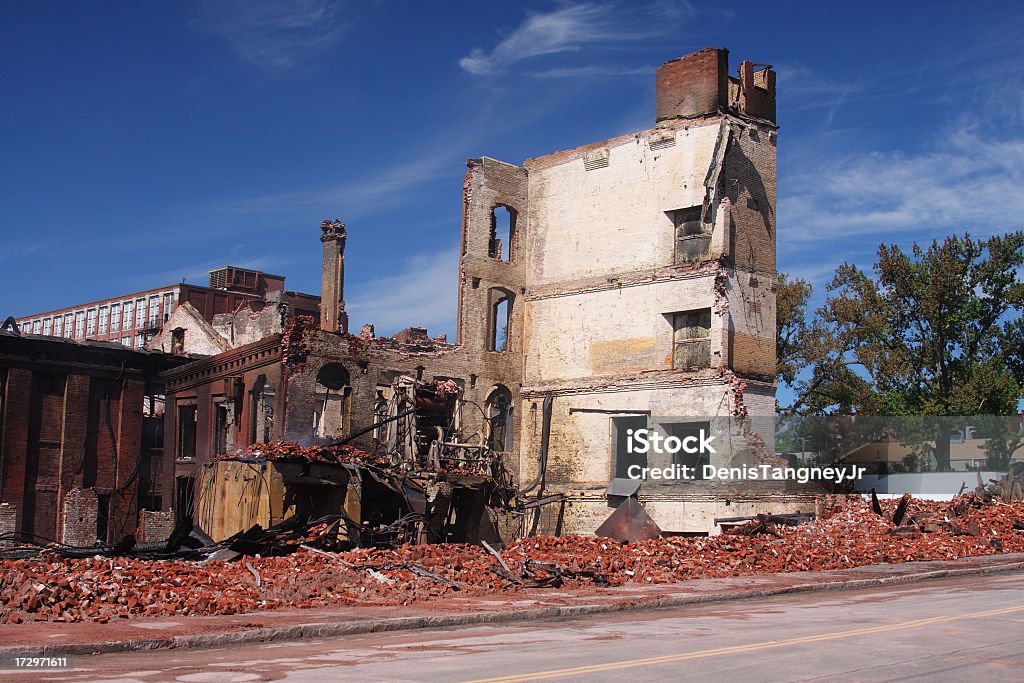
21 292 177 345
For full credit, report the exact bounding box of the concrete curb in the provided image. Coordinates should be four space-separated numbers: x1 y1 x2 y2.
6 556 1024 657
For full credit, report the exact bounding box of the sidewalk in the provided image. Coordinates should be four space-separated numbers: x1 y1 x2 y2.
3 552 1022 657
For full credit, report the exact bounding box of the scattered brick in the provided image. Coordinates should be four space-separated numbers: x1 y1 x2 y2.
3 495 1023 624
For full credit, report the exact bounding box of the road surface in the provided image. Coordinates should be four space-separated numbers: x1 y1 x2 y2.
8 570 1024 682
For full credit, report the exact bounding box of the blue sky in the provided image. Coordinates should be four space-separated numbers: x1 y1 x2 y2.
2 0 1023 341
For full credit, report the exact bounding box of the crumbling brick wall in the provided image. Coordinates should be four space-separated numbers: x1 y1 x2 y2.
655 47 729 121
137 509 175 543
0 503 15 547
62 488 98 547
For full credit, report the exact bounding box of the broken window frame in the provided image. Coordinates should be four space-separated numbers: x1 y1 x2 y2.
176 402 197 460
213 400 231 455
488 204 518 262
170 327 186 355
488 289 514 352
313 364 352 441
670 207 711 264
485 385 514 454
671 308 712 370
250 375 275 444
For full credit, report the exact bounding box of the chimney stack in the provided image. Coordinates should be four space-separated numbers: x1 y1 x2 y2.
320 219 348 333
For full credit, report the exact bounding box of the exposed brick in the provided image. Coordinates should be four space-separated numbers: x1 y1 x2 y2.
62 488 98 547
137 508 175 543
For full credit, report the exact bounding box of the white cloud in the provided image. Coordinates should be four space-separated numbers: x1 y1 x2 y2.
215 152 454 220
529 64 652 79
459 2 691 76
197 0 349 70
780 123 1024 244
344 245 460 338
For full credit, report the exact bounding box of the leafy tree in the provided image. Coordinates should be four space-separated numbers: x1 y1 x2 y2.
777 233 1024 470
776 273 874 416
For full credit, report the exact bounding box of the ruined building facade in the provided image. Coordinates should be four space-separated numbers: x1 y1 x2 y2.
0 330 193 545
164 48 809 536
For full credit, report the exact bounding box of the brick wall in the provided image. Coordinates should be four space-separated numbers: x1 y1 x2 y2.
2 335 187 544
0 503 15 546
656 47 729 121
62 487 98 546
137 509 175 542
725 124 777 275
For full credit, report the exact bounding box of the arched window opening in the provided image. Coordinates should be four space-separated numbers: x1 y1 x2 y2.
313 364 351 440
488 205 517 261
171 327 186 355
486 385 514 454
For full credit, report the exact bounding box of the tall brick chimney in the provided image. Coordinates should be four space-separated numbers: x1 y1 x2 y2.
320 219 348 333
656 47 776 124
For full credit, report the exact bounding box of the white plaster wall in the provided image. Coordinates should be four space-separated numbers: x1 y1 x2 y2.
526 122 724 284
525 276 720 384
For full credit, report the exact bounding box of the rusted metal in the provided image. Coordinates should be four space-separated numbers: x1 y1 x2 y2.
892 492 912 527
595 497 662 542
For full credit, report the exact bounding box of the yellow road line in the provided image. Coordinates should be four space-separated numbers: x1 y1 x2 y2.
465 604 1024 682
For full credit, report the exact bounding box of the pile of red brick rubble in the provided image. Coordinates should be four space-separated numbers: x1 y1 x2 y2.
2 495 1022 624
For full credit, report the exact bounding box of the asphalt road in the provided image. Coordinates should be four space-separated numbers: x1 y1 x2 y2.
9 571 1024 682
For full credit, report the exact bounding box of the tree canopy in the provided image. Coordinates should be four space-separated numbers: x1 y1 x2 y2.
778 232 1024 419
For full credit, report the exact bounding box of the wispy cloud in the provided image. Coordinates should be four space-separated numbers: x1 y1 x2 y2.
459 2 692 76
196 0 350 70
345 245 459 337
0 240 45 263
781 122 1024 244
776 62 864 128
529 64 652 79
212 152 453 221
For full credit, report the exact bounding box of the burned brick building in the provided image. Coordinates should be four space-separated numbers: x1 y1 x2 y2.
164 47 810 538
0 328 193 546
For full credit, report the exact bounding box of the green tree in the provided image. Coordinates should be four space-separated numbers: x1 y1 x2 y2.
778 233 1024 470
776 273 874 416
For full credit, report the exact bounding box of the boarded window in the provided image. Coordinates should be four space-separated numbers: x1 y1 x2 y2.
671 207 710 263
672 309 711 369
